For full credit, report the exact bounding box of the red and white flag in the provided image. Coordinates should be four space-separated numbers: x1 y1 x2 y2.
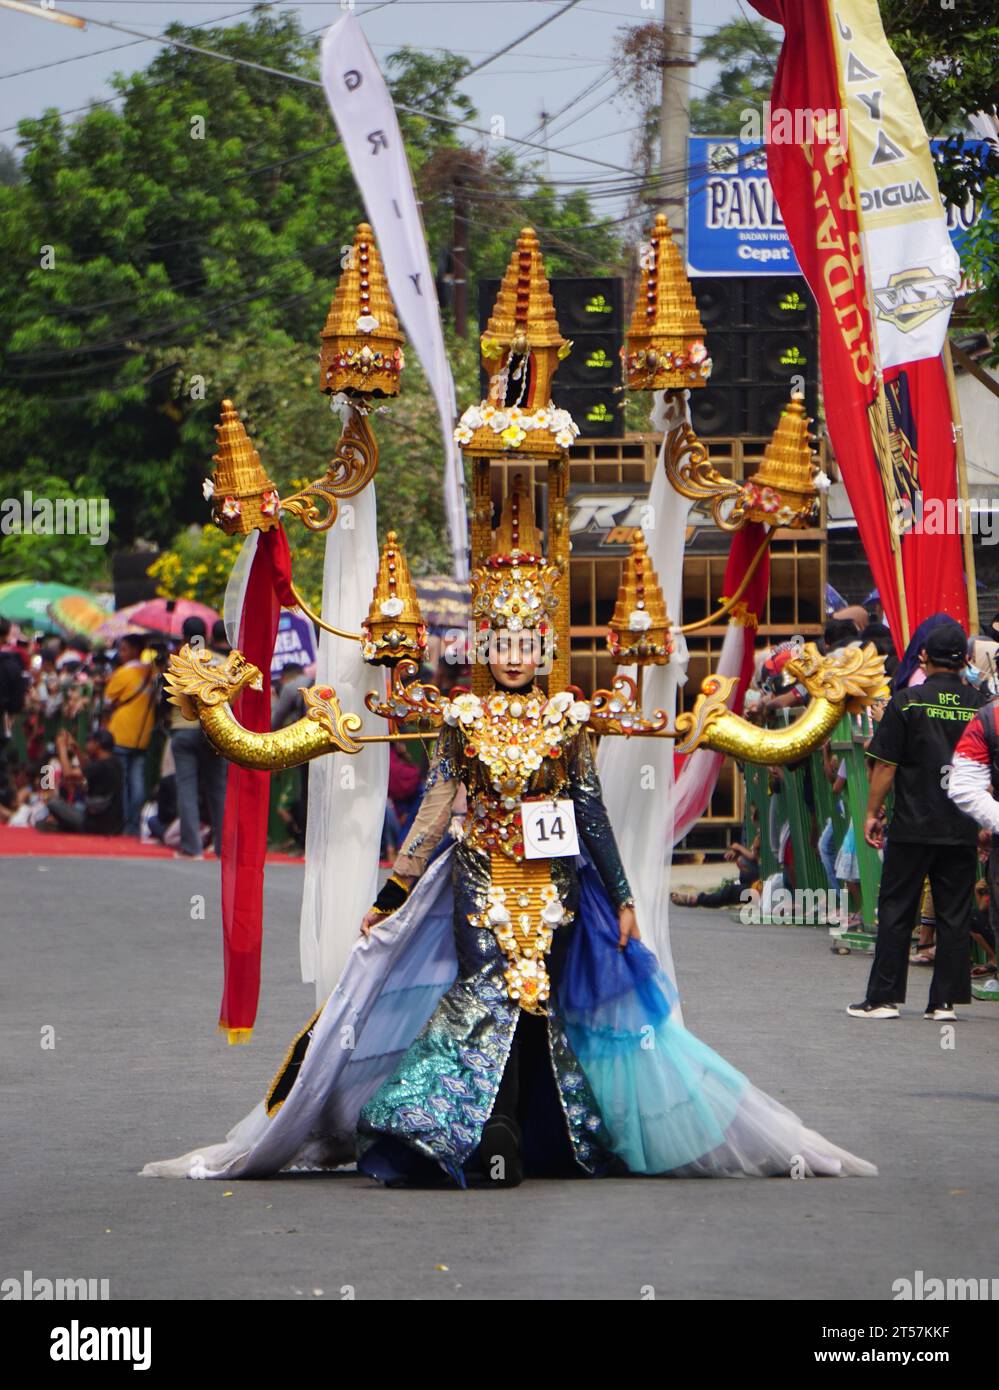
749 0 968 645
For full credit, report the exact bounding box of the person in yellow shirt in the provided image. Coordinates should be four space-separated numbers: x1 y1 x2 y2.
103 633 156 835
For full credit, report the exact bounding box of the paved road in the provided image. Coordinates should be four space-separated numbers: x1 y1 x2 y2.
2 855 997 1300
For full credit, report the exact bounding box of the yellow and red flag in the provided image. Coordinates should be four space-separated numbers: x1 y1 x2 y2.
749 0 967 646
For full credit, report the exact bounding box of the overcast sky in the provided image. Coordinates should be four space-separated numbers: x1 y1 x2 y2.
0 0 778 218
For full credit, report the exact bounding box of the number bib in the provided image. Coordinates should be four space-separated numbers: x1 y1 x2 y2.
521 799 580 860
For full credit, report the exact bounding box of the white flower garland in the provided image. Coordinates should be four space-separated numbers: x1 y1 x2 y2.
454 401 580 452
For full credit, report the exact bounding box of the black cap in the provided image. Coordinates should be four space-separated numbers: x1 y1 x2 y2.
91 728 115 752
923 619 968 669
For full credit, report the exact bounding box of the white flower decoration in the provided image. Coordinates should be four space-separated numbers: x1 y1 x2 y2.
569 700 591 724
356 314 380 333
813 470 831 491
329 392 351 423
455 424 473 445
379 597 404 618
202 477 215 500
543 691 573 724
554 428 575 449
688 341 707 365
628 608 653 631
447 693 482 727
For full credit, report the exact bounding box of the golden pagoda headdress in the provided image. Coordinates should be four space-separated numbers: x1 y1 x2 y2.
469 474 562 664
624 213 711 391
455 227 577 460
319 222 404 401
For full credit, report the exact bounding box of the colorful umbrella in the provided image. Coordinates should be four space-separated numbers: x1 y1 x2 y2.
91 603 150 647
47 593 113 638
0 581 97 635
125 596 221 639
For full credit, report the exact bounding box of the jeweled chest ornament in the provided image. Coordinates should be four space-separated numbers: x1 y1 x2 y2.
445 688 588 1013
443 688 590 804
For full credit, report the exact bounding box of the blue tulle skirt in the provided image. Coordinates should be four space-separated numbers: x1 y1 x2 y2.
563 864 748 1174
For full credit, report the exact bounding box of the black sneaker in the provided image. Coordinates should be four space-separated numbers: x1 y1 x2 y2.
479 1117 524 1187
846 1000 900 1019
924 1004 957 1021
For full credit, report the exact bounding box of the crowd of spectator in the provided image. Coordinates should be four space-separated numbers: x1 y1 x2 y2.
672 603 999 992
0 615 471 865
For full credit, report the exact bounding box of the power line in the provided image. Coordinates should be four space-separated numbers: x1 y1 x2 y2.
521 64 613 142
38 4 637 175
2 2 632 361
0 1 287 81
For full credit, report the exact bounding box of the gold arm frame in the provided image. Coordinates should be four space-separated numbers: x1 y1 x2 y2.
279 408 378 533
663 420 749 532
165 641 888 772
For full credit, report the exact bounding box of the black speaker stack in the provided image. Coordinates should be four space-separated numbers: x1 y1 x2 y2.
687 276 818 437
112 550 160 609
475 272 818 440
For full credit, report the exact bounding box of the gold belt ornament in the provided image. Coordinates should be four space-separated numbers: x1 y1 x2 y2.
469 853 571 1015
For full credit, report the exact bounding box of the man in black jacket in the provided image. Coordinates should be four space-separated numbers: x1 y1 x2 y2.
44 727 124 836
847 619 986 1021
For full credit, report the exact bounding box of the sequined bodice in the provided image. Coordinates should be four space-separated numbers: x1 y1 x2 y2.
442 687 590 862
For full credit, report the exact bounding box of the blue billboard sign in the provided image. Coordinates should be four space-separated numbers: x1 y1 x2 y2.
686 136 985 277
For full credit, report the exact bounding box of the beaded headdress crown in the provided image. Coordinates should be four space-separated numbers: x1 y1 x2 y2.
469 474 562 661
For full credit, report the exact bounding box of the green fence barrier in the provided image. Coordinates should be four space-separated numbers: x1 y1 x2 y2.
738 708 886 930
828 710 883 932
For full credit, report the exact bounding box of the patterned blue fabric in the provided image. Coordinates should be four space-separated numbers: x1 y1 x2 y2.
356 839 613 1186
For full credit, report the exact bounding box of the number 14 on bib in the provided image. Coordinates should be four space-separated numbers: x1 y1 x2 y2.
521 800 581 860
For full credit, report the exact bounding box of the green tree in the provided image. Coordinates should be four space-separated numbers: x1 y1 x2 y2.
1 10 624 577
688 20 781 135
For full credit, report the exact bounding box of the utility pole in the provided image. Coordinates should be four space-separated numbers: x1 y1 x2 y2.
657 0 694 249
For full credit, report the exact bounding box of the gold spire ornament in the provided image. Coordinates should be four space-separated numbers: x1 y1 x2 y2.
664 390 827 532
455 227 578 460
319 223 405 400
468 474 562 664
742 393 825 528
205 400 280 536
278 223 402 538
361 531 428 666
624 213 711 391
607 529 673 665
